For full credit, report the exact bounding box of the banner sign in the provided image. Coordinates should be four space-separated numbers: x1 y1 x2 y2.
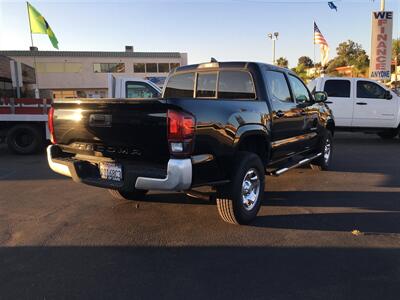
370 11 393 80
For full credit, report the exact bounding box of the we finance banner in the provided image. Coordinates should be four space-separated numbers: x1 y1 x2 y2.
369 11 393 80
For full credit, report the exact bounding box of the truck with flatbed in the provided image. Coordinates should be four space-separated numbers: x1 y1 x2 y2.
308 77 400 139
47 61 335 224
0 78 160 154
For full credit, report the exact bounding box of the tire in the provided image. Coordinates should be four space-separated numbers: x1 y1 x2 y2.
216 152 265 225
6 124 44 154
310 131 333 171
377 129 399 140
108 189 148 201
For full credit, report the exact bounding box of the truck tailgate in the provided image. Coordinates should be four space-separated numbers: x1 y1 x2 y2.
52 98 170 164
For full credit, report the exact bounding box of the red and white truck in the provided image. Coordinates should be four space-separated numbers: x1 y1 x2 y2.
0 77 161 154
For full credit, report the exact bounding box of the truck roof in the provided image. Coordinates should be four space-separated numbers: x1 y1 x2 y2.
174 61 296 75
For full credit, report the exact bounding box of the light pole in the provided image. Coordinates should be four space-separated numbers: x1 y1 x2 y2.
268 32 279 65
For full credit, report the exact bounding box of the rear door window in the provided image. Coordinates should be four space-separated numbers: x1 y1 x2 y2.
218 71 256 99
196 72 217 98
324 80 351 98
164 72 195 98
265 71 292 102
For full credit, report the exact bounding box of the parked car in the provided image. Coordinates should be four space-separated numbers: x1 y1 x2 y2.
47 61 334 224
309 77 400 139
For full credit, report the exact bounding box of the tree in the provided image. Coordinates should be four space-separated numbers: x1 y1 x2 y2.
298 56 314 68
393 39 400 65
276 57 288 68
326 40 369 76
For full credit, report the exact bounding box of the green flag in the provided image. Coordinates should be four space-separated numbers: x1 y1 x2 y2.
27 2 59 49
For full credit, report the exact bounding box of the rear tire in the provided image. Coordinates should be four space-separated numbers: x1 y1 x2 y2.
108 189 148 201
377 129 399 140
216 152 264 225
6 124 44 154
310 131 333 171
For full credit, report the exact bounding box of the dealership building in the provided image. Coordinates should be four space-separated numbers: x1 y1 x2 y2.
0 46 187 98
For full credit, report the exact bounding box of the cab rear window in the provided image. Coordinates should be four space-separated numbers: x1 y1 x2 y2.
164 70 256 100
164 72 195 98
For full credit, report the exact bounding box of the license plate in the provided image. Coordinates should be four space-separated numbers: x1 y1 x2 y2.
99 162 122 181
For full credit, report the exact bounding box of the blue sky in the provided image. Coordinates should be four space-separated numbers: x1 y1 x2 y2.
0 0 399 67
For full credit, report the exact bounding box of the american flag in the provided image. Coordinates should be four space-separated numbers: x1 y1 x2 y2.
314 22 328 47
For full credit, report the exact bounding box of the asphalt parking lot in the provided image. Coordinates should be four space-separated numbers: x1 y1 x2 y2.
1 132 400 299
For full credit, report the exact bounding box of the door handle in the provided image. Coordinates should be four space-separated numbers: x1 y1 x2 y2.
325 101 333 104
356 102 367 105
275 110 285 118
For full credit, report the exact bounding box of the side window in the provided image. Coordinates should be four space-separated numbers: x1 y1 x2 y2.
265 71 292 102
196 72 217 98
126 82 158 99
164 72 195 98
218 71 256 99
357 81 386 99
288 75 310 102
324 80 350 98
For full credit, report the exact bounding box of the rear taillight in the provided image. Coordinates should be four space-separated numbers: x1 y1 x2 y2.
48 107 56 144
167 109 195 156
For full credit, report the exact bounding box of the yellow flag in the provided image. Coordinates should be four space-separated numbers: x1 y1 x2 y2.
27 2 59 49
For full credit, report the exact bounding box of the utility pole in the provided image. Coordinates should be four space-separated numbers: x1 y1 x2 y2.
380 0 385 11
268 32 279 65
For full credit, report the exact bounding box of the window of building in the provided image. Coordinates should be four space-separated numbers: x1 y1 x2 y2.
324 80 350 98
158 63 170 73
218 71 256 99
164 72 195 98
126 82 159 98
146 63 158 73
170 63 180 70
357 80 386 99
36 62 82 73
93 63 125 73
288 74 310 102
133 63 146 73
265 71 292 102
196 72 217 98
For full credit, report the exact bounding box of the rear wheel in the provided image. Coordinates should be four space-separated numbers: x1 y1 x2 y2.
108 189 148 201
310 131 333 171
377 129 399 140
216 152 264 225
6 124 44 154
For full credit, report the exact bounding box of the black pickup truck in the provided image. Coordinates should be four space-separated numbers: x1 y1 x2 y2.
47 61 335 224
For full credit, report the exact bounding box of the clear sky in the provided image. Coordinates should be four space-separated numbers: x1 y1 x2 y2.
0 0 399 67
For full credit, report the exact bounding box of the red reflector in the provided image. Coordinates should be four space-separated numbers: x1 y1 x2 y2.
48 107 56 144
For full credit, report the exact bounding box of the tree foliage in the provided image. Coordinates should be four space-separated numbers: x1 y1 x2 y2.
298 56 314 68
326 40 369 76
276 57 288 68
393 39 400 65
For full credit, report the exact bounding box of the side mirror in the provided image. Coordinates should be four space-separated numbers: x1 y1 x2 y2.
385 90 393 100
314 91 328 103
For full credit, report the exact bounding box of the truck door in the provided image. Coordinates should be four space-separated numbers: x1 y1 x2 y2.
264 70 307 159
323 79 353 127
352 79 397 128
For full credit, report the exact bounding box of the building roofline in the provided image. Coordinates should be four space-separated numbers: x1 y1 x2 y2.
0 50 184 59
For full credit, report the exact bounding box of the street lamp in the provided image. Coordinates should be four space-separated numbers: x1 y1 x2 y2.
268 32 279 65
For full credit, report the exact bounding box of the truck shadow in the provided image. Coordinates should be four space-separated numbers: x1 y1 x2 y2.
1 246 400 299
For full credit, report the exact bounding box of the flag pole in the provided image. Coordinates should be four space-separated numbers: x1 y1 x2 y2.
26 1 40 98
313 20 316 77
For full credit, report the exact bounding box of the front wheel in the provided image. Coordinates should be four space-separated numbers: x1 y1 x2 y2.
216 152 265 225
108 189 148 201
310 132 333 171
377 129 399 140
